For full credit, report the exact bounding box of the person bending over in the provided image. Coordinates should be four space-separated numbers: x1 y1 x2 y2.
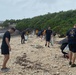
21 31 25 44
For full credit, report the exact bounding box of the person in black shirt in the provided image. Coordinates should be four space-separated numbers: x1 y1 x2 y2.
21 31 25 44
37 30 44 41
67 25 76 67
45 27 53 47
1 28 15 71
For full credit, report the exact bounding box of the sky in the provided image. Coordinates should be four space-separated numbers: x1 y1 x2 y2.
0 0 76 21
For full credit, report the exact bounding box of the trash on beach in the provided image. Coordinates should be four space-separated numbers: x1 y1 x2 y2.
30 44 44 49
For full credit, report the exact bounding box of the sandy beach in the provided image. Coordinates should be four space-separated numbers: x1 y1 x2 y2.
0 35 76 75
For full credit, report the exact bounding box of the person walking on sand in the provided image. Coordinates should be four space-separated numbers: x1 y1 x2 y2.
1 28 15 72
45 27 53 47
67 24 76 67
21 31 25 44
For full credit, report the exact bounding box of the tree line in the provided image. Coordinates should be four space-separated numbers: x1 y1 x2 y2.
1 10 76 36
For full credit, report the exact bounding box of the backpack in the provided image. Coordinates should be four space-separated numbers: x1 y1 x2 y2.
69 28 76 38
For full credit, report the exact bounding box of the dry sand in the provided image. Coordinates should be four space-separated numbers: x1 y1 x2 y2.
0 35 76 75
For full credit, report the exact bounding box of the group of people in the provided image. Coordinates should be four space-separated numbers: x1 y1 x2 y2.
1 24 76 72
37 27 56 47
21 27 55 47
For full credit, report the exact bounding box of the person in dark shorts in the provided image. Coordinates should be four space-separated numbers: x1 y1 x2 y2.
45 27 53 47
21 31 25 44
67 24 76 67
1 28 15 72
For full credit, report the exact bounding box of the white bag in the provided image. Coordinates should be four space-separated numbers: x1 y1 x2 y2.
0 44 1 53
50 37 54 46
63 45 69 53
25 35 28 41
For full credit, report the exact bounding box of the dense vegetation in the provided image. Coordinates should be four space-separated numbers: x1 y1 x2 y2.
2 10 76 36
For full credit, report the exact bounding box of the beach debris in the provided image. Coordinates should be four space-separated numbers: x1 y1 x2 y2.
53 72 60 75
52 65 58 68
30 44 44 49
15 53 50 73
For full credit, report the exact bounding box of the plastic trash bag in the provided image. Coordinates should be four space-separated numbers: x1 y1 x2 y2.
25 35 28 41
63 45 69 53
50 37 54 46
